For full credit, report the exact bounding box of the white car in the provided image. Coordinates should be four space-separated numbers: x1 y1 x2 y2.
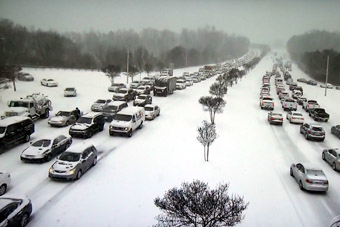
0 172 11 196
64 87 77 97
91 99 112 112
286 111 304 124
144 104 160 120
108 83 126 92
135 86 151 95
21 135 72 163
290 163 328 192
41 78 58 87
185 78 193 86
176 79 187 90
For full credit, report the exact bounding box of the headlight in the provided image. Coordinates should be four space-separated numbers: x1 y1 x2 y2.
68 169 76 174
49 167 54 173
124 127 129 131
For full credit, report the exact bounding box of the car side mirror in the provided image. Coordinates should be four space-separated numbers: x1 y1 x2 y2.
30 141 33 144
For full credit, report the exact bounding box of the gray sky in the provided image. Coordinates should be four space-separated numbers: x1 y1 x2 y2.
1 0 339 45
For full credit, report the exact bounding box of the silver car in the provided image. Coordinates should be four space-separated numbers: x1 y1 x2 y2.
48 110 78 127
322 148 340 171
290 163 329 192
49 143 98 180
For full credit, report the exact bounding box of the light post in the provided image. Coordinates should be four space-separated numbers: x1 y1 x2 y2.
325 55 329 97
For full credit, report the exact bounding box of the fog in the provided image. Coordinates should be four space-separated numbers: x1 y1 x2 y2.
0 0 339 45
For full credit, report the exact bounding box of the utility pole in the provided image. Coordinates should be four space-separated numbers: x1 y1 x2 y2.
126 50 129 84
325 55 329 96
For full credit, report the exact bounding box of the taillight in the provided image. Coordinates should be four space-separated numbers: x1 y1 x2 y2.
306 179 312 184
302 118 304 120
307 104 310 108
261 102 264 105
322 132 325 135
307 130 312 134
270 117 274 121
324 180 328 185
285 104 287 107
272 103 274 106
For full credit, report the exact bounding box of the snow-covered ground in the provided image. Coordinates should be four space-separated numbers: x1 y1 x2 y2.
1 51 340 226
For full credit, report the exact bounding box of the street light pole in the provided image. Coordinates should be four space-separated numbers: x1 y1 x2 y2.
126 50 129 84
325 55 329 96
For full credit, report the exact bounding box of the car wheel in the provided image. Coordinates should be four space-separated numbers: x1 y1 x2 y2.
127 129 133 137
332 163 337 171
322 152 326 160
138 122 143 129
290 168 293 177
99 125 104 132
46 154 52 162
24 134 30 142
0 184 7 196
305 133 309 140
87 131 93 138
157 111 160 116
20 213 29 227
66 121 70 126
93 157 97 166
44 110 50 118
76 170 82 180
299 181 304 190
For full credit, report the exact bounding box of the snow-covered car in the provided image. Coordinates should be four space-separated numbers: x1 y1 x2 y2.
291 90 302 99
290 163 328 192
300 123 325 141
278 91 289 100
322 148 340 171
0 196 33 226
307 80 317 86
129 81 141 89
133 94 152 107
281 98 297 111
64 87 77 97
41 78 58 87
176 79 187 90
21 135 72 162
297 96 307 105
102 101 128 122
0 172 10 196
185 78 193 86
267 112 283 125
135 85 151 95
108 83 126 92
331 125 340 139
91 99 112 112
286 111 304 124
17 73 34 81
144 104 160 120
260 96 274 110
49 143 98 181
302 100 320 112
320 83 333 89
48 110 79 127
69 112 105 138
112 88 137 102
297 78 307 83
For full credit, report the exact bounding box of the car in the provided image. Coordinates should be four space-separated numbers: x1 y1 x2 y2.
135 85 151 95
281 98 297 111
297 78 307 83
48 110 79 127
309 108 329 122
0 197 33 226
108 83 126 92
286 111 304 124
64 87 77 97
260 96 274 110
101 101 128 122
112 88 137 102
300 123 325 141
335 86 340 90
91 99 112 112
320 83 333 89
0 117 35 152
290 163 328 192
289 82 298 91
185 78 193 86
0 172 10 196
267 112 283 125
41 78 58 87
331 125 340 139
302 99 320 112
69 112 105 138
292 90 302 99
176 79 187 90
144 104 160 120
307 80 317 86
49 143 98 180
21 135 72 163
17 73 34 81
322 148 340 171
129 81 141 89
279 91 289 100
297 96 307 105
133 94 152 107
294 86 303 94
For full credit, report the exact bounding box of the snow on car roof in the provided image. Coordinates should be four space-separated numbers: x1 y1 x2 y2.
144 104 156 108
0 116 31 127
67 142 95 153
82 112 103 118
119 106 144 115
31 134 66 142
108 101 126 106
302 163 322 171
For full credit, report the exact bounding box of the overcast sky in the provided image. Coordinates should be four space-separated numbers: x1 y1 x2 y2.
1 0 339 45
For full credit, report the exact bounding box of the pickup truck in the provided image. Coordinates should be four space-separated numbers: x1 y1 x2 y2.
281 98 297 111
279 91 290 100
260 96 274 110
309 108 329 122
303 100 320 112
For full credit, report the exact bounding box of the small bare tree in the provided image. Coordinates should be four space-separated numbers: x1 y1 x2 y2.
199 96 226 124
144 63 152 76
102 64 121 85
209 82 227 98
197 120 217 161
154 180 249 227
0 65 20 91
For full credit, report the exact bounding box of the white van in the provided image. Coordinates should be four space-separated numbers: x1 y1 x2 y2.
109 107 145 137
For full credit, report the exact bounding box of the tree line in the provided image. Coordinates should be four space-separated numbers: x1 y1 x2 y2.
0 19 250 72
287 30 340 85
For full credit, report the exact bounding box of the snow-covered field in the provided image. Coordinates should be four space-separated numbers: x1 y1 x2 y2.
1 51 340 227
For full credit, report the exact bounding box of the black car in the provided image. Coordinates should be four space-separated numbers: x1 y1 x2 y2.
69 112 105 138
307 80 317 86
112 88 137 102
331 125 340 139
0 117 34 152
17 73 34 81
102 101 128 122
309 108 329 122
0 197 32 227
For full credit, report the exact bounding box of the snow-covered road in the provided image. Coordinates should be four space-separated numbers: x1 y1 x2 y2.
0 51 339 226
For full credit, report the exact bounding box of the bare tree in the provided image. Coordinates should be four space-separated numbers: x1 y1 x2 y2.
209 82 227 98
144 63 153 76
102 64 121 85
197 120 217 161
198 96 226 124
0 65 20 91
154 180 249 227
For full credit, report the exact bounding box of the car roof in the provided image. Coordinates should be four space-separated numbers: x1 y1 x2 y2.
291 111 302 114
144 104 156 108
271 112 282 115
301 163 322 171
309 123 322 127
118 107 144 115
0 116 31 127
0 198 16 209
66 142 95 153
107 101 127 106
81 112 103 118
31 134 67 142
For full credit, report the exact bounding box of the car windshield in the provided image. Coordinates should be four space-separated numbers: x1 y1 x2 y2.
272 113 282 117
117 90 127 94
104 106 118 111
113 114 132 121
95 100 106 104
0 127 6 134
47 79 54 81
316 109 325 113
306 169 324 176
113 83 123 87
8 101 30 108
293 113 302 116
59 152 81 162
77 117 92 124
312 127 323 131
32 139 51 147
65 88 75 91
137 96 147 100
137 87 145 90
309 101 317 104
57 111 70 117
144 107 153 111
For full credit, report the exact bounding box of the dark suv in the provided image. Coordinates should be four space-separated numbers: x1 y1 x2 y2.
0 117 34 151
112 88 137 102
69 112 105 138
0 197 32 226
102 101 128 122
300 123 325 141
